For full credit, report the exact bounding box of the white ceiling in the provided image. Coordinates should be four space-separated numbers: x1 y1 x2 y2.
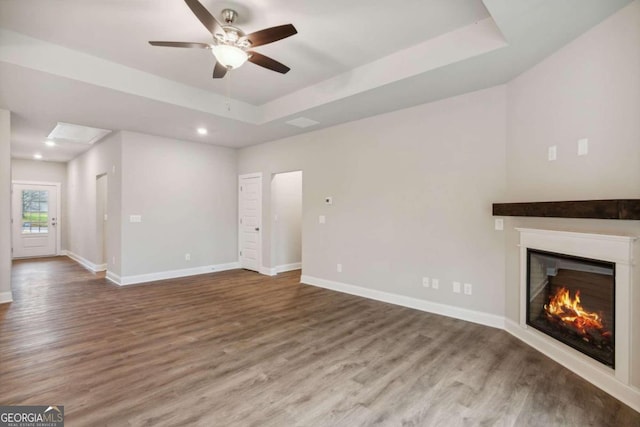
0 0 633 162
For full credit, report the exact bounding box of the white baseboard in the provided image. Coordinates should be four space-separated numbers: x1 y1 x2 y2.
260 266 277 276
118 262 240 286
65 251 106 273
300 275 505 330
105 271 122 286
0 291 13 304
504 319 640 413
276 262 301 273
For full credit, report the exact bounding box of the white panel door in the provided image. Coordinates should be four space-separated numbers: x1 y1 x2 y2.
12 183 59 258
239 174 262 272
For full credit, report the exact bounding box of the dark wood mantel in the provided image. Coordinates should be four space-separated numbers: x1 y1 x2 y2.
492 199 640 220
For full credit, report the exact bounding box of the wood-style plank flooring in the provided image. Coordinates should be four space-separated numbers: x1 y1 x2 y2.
1 257 638 426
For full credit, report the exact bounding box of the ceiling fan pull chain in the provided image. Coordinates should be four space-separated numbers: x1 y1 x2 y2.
226 70 232 112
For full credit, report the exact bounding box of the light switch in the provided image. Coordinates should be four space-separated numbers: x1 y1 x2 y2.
578 138 588 156
130 215 142 223
494 218 504 231
548 145 557 161
325 197 333 205
319 215 326 224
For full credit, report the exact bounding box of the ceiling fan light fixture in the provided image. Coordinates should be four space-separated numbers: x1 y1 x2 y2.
211 44 248 69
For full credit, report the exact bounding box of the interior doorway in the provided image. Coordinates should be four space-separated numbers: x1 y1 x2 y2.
271 170 302 273
96 173 108 269
11 181 60 258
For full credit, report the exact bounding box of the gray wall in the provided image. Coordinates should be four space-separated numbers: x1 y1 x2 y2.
239 86 507 316
67 132 122 275
0 109 11 301
11 159 68 250
120 131 238 277
503 1 640 385
271 171 302 268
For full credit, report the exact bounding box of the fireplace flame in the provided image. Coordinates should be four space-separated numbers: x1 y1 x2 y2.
544 287 608 338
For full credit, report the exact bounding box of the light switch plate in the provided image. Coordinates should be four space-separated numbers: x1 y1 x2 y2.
494 218 504 231
325 197 333 205
578 138 588 156
548 145 557 161
129 215 142 223
319 215 326 224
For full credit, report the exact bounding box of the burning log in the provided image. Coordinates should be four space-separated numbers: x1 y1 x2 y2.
543 287 611 348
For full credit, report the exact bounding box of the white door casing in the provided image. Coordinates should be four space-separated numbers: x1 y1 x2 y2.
12 182 60 258
239 173 262 272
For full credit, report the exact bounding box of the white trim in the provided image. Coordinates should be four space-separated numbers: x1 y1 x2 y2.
66 251 106 273
505 319 640 413
300 275 504 329
0 291 13 304
117 262 241 286
260 266 277 276
276 262 301 273
12 180 62 257
105 270 121 286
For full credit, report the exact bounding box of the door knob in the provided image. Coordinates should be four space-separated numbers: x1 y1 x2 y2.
255 227 260 231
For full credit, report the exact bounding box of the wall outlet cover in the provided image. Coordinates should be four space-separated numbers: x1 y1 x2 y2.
432 279 439 289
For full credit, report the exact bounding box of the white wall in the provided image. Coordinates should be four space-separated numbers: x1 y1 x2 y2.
504 1 640 385
11 159 68 250
239 86 507 316
67 132 122 274
0 109 11 302
120 131 237 278
271 171 302 269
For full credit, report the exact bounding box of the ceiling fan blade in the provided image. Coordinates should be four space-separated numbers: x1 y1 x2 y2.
213 61 228 79
149 41 211 49
246 24 297 47
248 51 290 74
183 0 225 37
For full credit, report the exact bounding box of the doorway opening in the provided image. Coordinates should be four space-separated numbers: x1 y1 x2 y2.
271 171 302 273
96 173 108 270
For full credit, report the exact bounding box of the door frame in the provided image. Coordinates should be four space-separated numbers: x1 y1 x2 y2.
11 180 62 258
238 172 262 273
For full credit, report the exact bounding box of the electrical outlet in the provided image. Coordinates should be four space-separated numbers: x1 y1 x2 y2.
464 283 472 295
422 277 430 288
432 279 439 289
578 138 588 156
337 263 342 273
548 145 557 161
453 281 461 293
185 253 191 261
494 218 504 231
112 256 116 265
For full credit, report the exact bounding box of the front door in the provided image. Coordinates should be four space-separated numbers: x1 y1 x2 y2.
12 183 59 258
239 174 262 272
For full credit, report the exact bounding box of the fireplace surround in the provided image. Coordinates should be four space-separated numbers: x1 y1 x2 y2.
514 228 636 399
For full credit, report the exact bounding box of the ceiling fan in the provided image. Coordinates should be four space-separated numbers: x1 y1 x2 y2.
149 0 297 79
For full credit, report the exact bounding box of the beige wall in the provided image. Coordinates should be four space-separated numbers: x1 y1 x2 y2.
503 1 640 385
120 131 238 277
67 132 122 275
240 86 507 316
0 109 11 302
11 159 68 250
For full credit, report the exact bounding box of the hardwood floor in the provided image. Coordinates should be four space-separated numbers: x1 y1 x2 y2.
1 257 638 426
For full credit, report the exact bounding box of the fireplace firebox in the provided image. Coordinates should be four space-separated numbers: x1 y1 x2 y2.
526 249 615 367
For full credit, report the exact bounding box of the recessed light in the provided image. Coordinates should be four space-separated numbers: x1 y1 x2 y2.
33 153 43 160
197 127 208 135
44 140 56 147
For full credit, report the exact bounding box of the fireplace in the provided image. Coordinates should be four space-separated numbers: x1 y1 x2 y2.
526 249 615 367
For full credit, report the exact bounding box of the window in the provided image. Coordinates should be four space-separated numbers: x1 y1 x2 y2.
21 190 48 234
